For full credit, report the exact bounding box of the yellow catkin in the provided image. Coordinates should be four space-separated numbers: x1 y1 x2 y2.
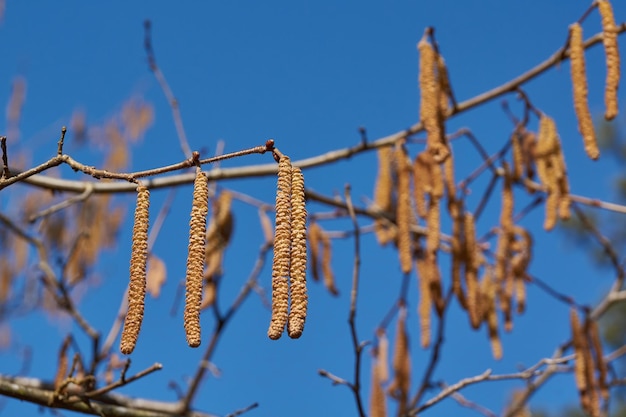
184 171 209 348
429 253 445 317
388 307 410 414
320 230 339 296
419 38 440 159
413 151 431 219
205 191 233 280
570 23 599 160
443 149 456 210
450 201 467 309
598 0 620 120
482 270 502 360
582 321 600 417
308 221 322 282
268 155 292 340
536 115 563 231
436 54 450 115
426 197 441 255
376 330 390 383
464 212 481 329
588 319 608 402
396 144 413 274
374 146 395 246
370 353 388 417
511 128 524 181
416 252 431 348
571 308 590 412
121 185 150 355
288 167 308 339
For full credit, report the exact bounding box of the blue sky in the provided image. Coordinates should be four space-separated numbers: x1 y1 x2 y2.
1 1 625 417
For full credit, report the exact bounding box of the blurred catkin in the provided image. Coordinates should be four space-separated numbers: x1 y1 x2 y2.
268 155 292 340
121 185 150 355
569 23 599 160
184 170 209 348
598 0 620 120
373 146 395 245
288 167 308 339
396 145 413 274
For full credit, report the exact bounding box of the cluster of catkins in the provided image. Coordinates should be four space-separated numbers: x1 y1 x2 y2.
119 147 308 354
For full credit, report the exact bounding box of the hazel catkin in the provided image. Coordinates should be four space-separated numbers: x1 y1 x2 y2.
184 170 209 348
569 23 599 160
268 155 292 340
396 144 413 274
373 146 395 246
288 167 308 339
598 0 620 121
121 185 150 355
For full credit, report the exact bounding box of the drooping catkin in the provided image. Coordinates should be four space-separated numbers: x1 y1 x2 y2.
308 221 322 282
416 251 431 348
426 197 441 255
388 307 410 414
374 146 395 246
205 191 233 280
569 23 599 160
121 185 150 355
443 149 456 210
288 167 308 339
464 212 481 329
598 0 620 121
436 54 451 115
419 38 440 158
536 115 564 231
54 336 71 390
450 201 467 309
376 330 390 383
481 269 502 360
582 320 600 417
511 128 524 181
184 171 208 348
370 356 388 417
268 155 292 340
396 144 413 274
413 151 431 219
588 319 608 402
320 228 339 296
571 308 590 412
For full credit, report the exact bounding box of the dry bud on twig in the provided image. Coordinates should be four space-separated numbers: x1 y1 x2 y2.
121 185 150 354
184 170 209 348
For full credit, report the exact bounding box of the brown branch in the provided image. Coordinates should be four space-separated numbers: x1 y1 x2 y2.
0 374 215 417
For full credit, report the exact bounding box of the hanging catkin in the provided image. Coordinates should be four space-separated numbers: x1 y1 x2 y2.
320 227 339 296
416 251 431 348
370 357 388 417
388 307 410 414
374 146 395 246
268 155 292 340
536 115 562 231
121 185 150 355
571 308 590 412
413 151 431 219
598 0 620 121
396 144 413 274
481 269 502 360
464 212 481 329
588 319 608 402
184 170 209 348
419 38 448 163
376 330 390 383
569 23 599 160
288 167 308 339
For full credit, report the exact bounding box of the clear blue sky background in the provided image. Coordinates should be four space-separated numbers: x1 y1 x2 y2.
1 1 625 417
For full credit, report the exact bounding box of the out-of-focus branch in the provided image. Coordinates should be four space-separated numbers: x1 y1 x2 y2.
144 20 192 159
0 374 216 417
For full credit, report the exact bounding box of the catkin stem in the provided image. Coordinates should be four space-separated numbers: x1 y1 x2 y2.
121 185 150 355
184 170 209 348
